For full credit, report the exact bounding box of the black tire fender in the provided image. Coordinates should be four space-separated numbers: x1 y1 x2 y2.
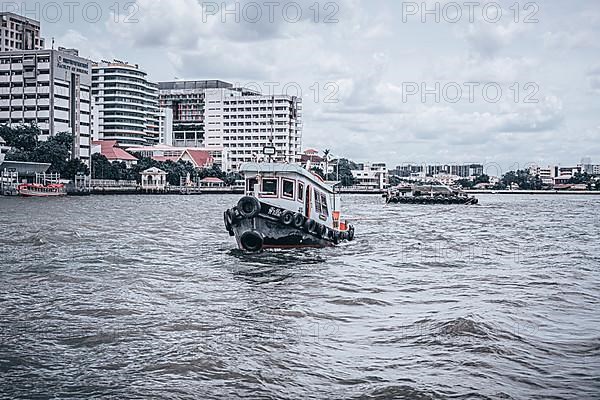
304 219 317 234
240 230 264 252
281 211 294 226
348 226 355 241
237 196 261 219
293 213 305 229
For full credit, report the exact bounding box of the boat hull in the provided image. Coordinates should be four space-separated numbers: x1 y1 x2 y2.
19 190 66 198
386 196 478 205
225 199 354 252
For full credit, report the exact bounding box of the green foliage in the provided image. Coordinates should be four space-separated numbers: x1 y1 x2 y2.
0 124 38 153
456 174 490 189
92 154 240 186
328 158 358 187
498 170 543 190
2 124 87 180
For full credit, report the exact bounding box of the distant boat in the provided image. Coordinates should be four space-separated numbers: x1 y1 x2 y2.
385 183 478 205
18 183 66 197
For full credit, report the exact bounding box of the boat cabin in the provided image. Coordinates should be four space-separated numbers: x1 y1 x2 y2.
241 163 342 228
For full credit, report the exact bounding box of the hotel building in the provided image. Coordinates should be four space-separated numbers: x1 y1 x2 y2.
91 60 159 147
0 12 45 52
205 88 302 169
0 47 93 165
159 80 303 171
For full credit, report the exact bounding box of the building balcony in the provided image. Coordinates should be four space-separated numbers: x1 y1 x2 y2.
11 111 23 118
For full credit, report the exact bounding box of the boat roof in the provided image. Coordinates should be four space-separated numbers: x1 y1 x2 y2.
240 162 335 193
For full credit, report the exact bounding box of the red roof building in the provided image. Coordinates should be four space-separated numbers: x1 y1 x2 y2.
93 140 138 165
178 149 214 169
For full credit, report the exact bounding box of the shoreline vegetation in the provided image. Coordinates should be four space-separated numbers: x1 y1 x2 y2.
2 125 599 197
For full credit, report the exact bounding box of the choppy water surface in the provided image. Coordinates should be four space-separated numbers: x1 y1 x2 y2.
1 194 599 399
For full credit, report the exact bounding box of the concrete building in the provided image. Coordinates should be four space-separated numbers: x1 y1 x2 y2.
0 13 45 52
91 140 138 167
205 88 302 169
141 167 167 190
352 163 389 190
126 144 230 172
159 80 232 147
392 163 484 178
0 135 9 162
158 80 303 171
91 60 159 147
158 107 173 146
529 165 554 185
580 158 600 176
0 47 93 165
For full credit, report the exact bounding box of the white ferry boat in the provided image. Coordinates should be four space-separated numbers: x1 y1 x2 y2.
224 162 355 252
17 183 66 197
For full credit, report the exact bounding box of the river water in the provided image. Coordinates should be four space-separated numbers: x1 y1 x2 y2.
0 194 599 399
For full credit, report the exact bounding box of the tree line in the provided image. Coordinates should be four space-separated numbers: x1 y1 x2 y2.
1 124 89 180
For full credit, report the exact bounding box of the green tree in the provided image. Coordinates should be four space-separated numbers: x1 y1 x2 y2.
1 123 38 153
62 158 90 180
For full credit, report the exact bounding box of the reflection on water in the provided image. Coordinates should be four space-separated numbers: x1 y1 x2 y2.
1 194 599 399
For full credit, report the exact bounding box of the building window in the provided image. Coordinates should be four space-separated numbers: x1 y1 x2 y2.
282 179 294 199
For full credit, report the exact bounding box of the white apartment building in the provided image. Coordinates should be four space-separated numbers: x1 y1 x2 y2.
529 165 554 185
0 48 92 165
0 13 44 52
204 88 303 170
352 163 389 190
158 107 173 146
91 60 159 147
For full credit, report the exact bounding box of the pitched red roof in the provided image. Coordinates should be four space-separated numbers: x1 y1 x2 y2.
93 140 138 162
179 149 214 168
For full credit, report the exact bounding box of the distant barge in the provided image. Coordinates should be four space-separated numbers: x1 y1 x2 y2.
385 184 479 205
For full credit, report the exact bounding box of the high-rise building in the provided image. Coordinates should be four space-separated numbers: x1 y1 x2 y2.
158 80 233 147
158 80 303 171
0 47 92 165
91 60 158 147
205 88 302 170
0 13 45 52
158 107 173 146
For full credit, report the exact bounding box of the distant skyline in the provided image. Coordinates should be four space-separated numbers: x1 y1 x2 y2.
8 0 599 173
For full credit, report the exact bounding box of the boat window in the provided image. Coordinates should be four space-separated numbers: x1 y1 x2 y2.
298 182 304 201
282 179 294 199
314 190 323 214
262 179 278 195
321 193 329 216
247 178 258 192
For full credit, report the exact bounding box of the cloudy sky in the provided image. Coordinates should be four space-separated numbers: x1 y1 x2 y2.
14 0 599 172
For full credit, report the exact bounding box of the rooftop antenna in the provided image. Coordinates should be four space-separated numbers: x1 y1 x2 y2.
51 37 55 50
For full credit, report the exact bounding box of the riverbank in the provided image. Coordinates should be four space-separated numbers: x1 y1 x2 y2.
465 190 600 195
